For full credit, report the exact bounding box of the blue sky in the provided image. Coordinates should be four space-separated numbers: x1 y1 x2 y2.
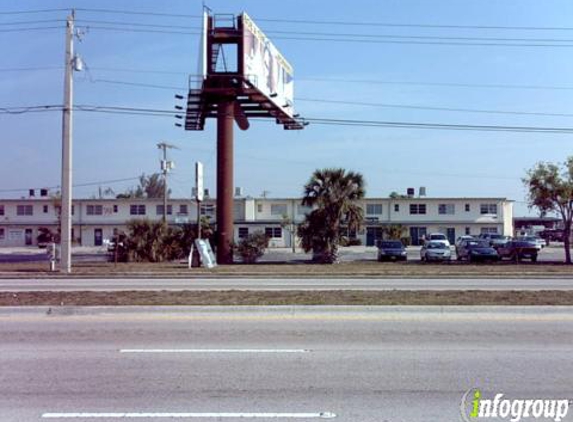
3 0 573 215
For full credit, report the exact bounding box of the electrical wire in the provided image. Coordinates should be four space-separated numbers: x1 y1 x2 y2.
0 8 69 15
0 176 143 193
0 26 64 33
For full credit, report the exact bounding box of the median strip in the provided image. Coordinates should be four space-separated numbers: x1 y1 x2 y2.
119 349 309 354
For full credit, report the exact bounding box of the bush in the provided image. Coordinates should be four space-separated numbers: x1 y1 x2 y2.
235 231 269 263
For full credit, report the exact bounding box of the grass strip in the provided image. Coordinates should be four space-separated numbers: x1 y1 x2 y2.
1 290 573 306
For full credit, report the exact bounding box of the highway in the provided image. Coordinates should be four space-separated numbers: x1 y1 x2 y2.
1 307 572 421
0 277 573 291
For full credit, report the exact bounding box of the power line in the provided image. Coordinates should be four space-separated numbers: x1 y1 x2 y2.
0 26 64 33
0 66 62 72
75 7 201 19
0 176 143 193
0 8 68 15
297 97 573 118
0 19 64 25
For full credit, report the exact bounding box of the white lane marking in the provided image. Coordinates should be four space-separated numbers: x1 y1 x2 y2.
42 412 336 419
119 349 309 354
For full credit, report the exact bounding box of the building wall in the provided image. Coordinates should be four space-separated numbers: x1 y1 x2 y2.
0 197 513 248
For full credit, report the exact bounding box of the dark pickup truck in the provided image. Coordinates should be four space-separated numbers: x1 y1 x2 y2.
496 241 538 262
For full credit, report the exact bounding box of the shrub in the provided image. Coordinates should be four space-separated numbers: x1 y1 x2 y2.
235 231 269 263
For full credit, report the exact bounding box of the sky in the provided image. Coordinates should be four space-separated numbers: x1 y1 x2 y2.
3 0 573 216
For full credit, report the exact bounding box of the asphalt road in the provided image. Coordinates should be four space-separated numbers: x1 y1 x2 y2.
1 277 573 291
0 307 572 421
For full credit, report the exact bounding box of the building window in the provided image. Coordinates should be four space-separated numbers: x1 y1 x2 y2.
257 204 263 213
297 204 312 215
366 203 383 215
71 205 75 216
0 205 4 216
465 227 471 235
43 205 49 213
16 205 33 216
394 204 399 212
438 204 455 215
130 204 146 216
409 204 426 215
86 205 103 215
238 227 249 238
178 204 188 215
480 204 498 215
0 228 4 240
270 204 288 216
265 227 282 238
465 203 470 212
200 204 215 217
156 205 173 216
113 205 118 213
480 227 498 234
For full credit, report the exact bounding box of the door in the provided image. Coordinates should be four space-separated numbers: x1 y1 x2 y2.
94 229 103 246
25 229 33 246
446 228 456 245
409 227 427 246
366 227 383 246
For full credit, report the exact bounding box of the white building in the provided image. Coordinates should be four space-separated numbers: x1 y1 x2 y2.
0 196 512 248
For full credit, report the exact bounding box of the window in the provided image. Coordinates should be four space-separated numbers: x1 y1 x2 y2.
16 205 33 216
465 227 471 235
297 204 312 215
270 204 288 216
366 203 383 215
43 205 49 213
179 204 188 215
156 205 173 216
113 205 118 213
480 203 498 215
438 204 455 215
480 227 498 234
257 204 263 213
86 205 103 216
465 203 470 212
265 227 282 238
409 204 426 215
0 228 4 240
394 204 399 212
200 204 215 217
130 204 146 215
0 205 4 216
238 227 249 238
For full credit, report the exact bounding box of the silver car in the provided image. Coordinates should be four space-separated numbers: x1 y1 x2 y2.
420 241 452 262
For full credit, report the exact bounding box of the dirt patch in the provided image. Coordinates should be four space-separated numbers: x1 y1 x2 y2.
2 290 572 306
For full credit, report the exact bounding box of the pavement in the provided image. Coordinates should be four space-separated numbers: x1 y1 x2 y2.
1 277 573 291
1 306 572 421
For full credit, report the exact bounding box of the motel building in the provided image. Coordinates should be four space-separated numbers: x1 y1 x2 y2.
0 191 513 248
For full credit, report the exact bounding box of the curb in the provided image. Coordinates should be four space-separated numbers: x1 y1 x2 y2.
1 305 573 317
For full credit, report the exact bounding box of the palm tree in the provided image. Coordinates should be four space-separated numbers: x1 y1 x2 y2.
297 168 365 263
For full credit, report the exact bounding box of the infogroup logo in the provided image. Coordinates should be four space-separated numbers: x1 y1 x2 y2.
460 389 570 422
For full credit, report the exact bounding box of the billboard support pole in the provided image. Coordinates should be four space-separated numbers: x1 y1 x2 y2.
216 100 234 264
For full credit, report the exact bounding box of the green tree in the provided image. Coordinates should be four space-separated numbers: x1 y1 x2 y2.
383 224 407 241
234 231 269 263
523 158 573 264
297 168 365 263
389 191 408 199
124 219 168 262
117 173 169 199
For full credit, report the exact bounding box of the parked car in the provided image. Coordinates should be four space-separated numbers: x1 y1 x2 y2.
425 233 450 247
539 229 564 243
456 239 499 262
455 235 475 248
497 240 538 262
420 241 451 262
377 240 407 262
488 234 511 248
516 236 545 250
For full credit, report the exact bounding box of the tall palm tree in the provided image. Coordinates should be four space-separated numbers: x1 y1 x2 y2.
298 168 365 263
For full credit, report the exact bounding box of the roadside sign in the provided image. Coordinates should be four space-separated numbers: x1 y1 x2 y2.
196 162 204 202
194 239 216 268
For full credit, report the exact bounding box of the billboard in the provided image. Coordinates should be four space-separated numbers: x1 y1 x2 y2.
242 13 295 118
195 9 208 89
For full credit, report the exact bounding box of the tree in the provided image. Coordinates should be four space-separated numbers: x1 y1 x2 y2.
117 173 169 199
389 191 408 199
523 158 573 264
383 224 407 242
297 168 365 263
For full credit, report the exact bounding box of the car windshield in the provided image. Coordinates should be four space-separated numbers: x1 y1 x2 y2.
427 242 447 249
429 234 446 240
513 241 534 247
468 241 490 248
490 235 503 239
380 241 402 248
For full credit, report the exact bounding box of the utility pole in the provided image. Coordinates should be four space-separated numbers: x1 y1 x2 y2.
157 142 177 225
60 10 75 273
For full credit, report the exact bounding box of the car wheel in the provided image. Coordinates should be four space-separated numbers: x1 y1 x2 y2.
531 255 537 263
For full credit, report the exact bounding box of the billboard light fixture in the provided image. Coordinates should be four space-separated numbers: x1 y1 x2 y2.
175 115 183 119
175 123 182 127
270 93 278 98
174 94 184 100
